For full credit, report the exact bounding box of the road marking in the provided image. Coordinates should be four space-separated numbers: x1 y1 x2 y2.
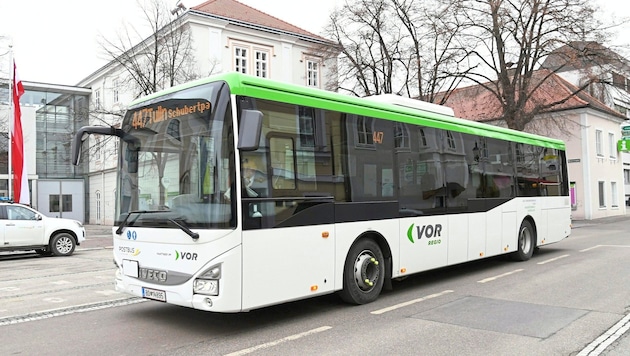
43 297 66 303
0 287 20 292
224 326 332 356
96 290 121 296
581 245 630 252
577 313 630 356
370 290 454 315
477 269 523 283
537 254 570 265
0 298 145 326
50 280 72 285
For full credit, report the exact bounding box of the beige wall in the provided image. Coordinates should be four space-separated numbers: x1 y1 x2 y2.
541 109 626 220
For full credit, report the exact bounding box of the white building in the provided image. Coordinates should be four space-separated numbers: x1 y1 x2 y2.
541 41 630 207
76 0 337 225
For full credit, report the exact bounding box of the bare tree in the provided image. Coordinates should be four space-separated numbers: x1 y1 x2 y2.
94 0 201 205
322 0 466 99
97 0 198 99
444 0 607 131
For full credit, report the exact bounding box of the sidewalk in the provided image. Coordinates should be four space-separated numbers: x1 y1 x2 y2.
80 225 115 250
571 210 630 228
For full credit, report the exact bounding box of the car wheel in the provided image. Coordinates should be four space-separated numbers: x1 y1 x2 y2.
50 233 77 256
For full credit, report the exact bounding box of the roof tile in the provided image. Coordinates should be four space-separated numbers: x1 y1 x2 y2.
192 0 325 40
442 69 623 122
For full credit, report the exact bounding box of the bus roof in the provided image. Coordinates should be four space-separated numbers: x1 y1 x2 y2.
129 72 566 150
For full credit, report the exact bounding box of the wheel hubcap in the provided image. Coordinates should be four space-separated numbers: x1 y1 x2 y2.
519 227 531 253
353 250 380 291
56 237 73 254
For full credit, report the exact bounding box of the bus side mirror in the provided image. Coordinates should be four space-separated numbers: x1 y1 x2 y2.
238 110 263 151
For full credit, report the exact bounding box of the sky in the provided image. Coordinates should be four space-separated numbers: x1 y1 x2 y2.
0 0 627 86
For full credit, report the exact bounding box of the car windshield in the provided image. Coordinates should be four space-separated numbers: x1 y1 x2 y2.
115 81 236 229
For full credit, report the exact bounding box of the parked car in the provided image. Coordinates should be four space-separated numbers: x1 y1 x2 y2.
0 202 85 256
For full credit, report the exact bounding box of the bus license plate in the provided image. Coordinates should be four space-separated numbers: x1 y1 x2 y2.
142 287 166 302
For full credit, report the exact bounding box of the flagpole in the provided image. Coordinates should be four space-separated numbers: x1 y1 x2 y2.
7 43 13 201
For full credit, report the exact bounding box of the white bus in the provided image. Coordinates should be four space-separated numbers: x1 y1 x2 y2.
72 73 571 312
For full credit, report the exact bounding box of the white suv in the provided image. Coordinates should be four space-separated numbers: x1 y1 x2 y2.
0 202 86 256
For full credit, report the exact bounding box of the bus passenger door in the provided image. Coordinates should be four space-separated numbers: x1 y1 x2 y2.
241 200 335 310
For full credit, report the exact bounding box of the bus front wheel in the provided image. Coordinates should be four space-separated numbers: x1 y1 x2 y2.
511 220 535 261
339 238 385 305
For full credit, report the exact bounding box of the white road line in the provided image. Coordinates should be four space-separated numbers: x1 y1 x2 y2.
224 326 332 356
537 254 570 265
370 290 454 315
477 269 523 283
580 245 603 252
577 313 630 356
581 245 630 252
50 280 72 285
0 298 146 326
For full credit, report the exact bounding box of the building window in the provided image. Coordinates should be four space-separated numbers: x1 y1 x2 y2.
624 169 630 184
50 194 73 213
298 107 315 148
96 191 101 221
446 131 456 150
609 132 617 159
516 143 525 162
234 46 248 73
231 42 271 77
595 129 603 157
611 181 618 207
598 181 605 208
394 122 410 150
356 116 374 146
418 128 427 148
306 59 320 87
94 137 101 160
255 50 268 78
167 120 181 141
94 88 101 109
612 72 627 91
112 78 119 103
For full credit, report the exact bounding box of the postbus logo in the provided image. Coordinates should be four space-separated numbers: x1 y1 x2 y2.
406 223 443 245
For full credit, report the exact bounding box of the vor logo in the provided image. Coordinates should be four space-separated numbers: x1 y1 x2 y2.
407 223 443 243
175 250 198 261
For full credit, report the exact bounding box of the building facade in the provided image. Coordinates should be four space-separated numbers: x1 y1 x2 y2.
540 41 630 206
75 0 338 225
0 80 91 222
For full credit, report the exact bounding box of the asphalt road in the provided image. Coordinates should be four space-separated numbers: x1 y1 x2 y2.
0 216 629 355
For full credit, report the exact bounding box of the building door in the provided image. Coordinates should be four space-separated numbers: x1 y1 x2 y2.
36 180 85 223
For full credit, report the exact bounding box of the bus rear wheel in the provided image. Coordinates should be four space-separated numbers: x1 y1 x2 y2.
339 238 385 305
511 220 535 261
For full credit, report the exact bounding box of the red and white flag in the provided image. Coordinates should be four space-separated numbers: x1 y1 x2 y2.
12 61 29 204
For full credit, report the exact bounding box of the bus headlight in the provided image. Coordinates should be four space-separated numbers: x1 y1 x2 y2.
193 264 221 296
193 279 219 296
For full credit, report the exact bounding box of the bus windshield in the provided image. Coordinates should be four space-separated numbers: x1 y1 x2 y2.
115 81 235 229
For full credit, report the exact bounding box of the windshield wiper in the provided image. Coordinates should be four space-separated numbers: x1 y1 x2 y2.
115 211 199 240
115 210 167 235
169 219 199 240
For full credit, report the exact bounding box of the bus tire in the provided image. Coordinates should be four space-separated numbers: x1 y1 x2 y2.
50 233 77 256
339 238 385 305
511 220 535 261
